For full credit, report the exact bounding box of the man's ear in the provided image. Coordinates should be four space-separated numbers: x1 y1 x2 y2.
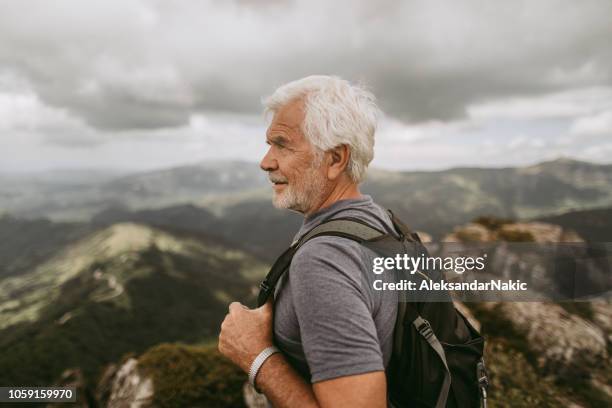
327 144 350 180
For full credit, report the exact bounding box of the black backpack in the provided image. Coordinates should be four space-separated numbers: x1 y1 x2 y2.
257 210 489 408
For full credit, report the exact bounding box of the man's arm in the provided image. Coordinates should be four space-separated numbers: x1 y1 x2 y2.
220 237 390 407
257 352 386 408
218 300 386 408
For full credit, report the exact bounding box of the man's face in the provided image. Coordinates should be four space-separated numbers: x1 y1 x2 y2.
260 98 328 214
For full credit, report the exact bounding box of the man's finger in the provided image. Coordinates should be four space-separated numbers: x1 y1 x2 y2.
229 301 248 313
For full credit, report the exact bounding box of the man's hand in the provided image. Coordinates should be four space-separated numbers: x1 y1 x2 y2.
218 299 274 373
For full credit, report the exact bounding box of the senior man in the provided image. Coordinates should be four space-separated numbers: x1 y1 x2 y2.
218 75 400 407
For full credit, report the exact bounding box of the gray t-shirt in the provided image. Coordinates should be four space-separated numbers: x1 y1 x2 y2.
273 195 400 385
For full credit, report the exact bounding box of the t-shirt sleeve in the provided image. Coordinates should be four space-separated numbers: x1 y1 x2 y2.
289 236 384 383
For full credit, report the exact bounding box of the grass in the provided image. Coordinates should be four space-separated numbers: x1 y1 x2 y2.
138 343 247 408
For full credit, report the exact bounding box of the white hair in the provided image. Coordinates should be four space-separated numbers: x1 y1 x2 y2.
262 75 380 183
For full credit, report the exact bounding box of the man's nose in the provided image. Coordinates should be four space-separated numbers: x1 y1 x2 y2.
260 147 278 172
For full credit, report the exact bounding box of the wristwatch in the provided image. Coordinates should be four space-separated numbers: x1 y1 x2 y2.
248 346 281 393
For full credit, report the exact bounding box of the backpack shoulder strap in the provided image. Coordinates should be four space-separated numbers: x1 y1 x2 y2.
293 217 386 247
257 217 388 307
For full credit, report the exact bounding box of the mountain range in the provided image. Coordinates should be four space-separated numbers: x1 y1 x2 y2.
2 158 611 240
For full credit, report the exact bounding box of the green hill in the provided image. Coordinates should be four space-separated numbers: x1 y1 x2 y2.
91 202 302 263
0 222 267 391
0 215 93 279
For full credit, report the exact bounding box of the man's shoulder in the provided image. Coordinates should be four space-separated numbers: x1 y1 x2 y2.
288 235 374 306
289 234 370 287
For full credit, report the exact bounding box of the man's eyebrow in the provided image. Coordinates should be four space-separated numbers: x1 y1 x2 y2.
267 134 290 145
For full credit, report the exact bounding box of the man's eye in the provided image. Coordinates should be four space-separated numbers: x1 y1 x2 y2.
265 140 283 148
266 138 289 150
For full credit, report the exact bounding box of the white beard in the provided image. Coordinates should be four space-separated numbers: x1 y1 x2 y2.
272 164 326 214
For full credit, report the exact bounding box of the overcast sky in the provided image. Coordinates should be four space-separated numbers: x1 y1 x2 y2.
1 0 611 173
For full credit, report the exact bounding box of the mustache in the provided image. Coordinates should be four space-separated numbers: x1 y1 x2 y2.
268 174 288 183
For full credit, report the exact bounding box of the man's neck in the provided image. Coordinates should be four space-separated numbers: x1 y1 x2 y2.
304 181 362 217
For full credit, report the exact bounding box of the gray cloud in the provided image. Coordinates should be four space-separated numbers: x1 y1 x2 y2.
0 0 611 131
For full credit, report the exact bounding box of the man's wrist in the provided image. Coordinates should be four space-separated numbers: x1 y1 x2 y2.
248 345 281 392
